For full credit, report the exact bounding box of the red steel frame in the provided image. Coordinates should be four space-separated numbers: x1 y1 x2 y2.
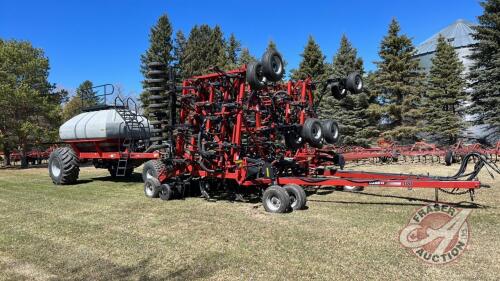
154 67 482 194
66 139 160 160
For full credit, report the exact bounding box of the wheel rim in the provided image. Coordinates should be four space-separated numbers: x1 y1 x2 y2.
331 124 338 139
51 159 61 178
271 55 282 74
355 76 363 90
313 124 322 140
145 183 154 196
266 195 282 211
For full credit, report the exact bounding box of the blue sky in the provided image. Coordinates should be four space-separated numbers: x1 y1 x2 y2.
0 0 482 97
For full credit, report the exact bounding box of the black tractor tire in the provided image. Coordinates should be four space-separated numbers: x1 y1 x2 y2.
328 82 347 100
48 147 80 185
345 72 363 94
301 118 323 147
142 160 166 182
159 183 173 201
261 50 284 82
246 61 266 90
262 185 291 213
283 184 307 210
321 120 340 144
445 150 453 166
144 178 161 198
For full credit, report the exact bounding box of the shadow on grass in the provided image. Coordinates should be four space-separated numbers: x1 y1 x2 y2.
164 252 228 280
90 173 144 183
0 164 49 170
309 189 489 209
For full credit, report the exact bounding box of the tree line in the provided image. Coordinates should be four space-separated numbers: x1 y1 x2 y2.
139 0 499 147
0 0 498 167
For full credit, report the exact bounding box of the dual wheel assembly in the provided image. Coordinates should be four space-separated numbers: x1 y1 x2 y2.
303 118 340 147
262 184 307 213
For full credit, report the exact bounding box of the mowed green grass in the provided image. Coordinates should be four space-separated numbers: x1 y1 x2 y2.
0 162 499 281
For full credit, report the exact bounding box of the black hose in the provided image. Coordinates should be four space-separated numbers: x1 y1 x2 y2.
197 160 215 173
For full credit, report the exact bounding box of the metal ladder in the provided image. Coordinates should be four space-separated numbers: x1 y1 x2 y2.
114 97 149 176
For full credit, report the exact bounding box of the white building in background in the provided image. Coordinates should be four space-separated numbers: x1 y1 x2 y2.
413 19 496 144
414 19 477 73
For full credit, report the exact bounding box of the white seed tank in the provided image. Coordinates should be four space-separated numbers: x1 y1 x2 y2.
59 109 150 141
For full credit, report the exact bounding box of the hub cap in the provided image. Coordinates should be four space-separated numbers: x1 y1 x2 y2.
51 159 61 178
266 195 282 211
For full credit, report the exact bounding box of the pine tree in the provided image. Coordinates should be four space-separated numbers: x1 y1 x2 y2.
291 35 326 80
226 33 241 69
182 25 217 77
139 14 173 113
468 0 500 143
372 18 424 142
319 35 376 146
173 30 187 78
266 40 277 51
62 80 97 121
238 47 256 65
423 36 466 145
209 25 227 70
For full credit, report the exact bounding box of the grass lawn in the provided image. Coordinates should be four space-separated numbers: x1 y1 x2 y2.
0 162 499 280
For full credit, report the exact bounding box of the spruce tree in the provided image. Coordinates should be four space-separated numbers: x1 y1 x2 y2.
226 33 241 69
139 14 173 114
372 18 424 142
319 35 376 146
238 47 256 65
173 30 187 78
266 40 277 51
209 25 227 69
424 36 466 145
468 0 500 142
291 35 326 80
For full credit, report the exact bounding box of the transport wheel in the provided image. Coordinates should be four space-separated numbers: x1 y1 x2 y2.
159 183 173 201
262 185 290 213
345 72 363 94
144 178 161 198
445 150 453 166
301 118 323 147
261 49 284 82
48 147 80 185
321 120 340 144
142 160 166 182
246 61 266 89
283 184 307 210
